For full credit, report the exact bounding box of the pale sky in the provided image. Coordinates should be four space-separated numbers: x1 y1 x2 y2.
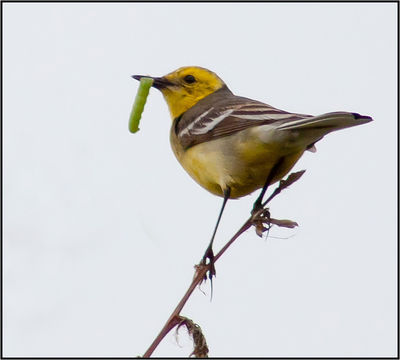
3 3 397 358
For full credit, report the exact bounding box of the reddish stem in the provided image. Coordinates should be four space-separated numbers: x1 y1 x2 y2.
142 220 252 357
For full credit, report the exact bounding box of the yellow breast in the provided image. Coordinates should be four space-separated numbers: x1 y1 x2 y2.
170 127 305 199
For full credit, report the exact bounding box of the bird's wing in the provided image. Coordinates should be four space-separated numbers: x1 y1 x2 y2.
176 100 312 149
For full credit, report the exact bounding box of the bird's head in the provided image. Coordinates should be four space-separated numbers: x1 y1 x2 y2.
133 66 226 119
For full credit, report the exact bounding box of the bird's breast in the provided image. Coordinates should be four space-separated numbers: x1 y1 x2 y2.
170 127 304 199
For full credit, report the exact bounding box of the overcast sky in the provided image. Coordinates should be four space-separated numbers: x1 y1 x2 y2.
3 3 397 358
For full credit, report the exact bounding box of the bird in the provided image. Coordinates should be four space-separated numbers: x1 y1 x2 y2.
132 66 372 277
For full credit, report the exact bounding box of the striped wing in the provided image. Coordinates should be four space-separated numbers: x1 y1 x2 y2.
176 101 312 149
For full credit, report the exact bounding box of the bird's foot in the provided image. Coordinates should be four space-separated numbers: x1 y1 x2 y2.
200 245 216 280
251 201 272 237
251 200 264 217
251 201 299 236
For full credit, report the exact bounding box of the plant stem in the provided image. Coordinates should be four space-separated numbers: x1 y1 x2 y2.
142 220 252 357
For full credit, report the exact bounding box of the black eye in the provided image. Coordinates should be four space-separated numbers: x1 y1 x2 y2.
184 74 196 84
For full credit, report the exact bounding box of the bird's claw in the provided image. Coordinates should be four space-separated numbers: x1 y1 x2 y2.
251 203 272 237
200 246 216 280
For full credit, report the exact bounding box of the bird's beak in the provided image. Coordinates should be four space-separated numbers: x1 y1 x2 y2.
131 75 173 90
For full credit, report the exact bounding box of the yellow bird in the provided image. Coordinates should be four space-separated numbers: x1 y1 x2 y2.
133 66 372 275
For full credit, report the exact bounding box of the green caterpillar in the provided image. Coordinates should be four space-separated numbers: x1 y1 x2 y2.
129 77 154 133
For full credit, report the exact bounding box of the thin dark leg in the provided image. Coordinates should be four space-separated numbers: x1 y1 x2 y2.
252 157 285 214
202 187 231 279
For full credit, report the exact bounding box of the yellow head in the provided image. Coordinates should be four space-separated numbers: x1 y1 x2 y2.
133 66 226 119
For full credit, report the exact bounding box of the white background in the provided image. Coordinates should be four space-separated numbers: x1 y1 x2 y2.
3 3 397 358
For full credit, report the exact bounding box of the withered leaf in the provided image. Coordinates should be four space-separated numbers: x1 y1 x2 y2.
269 218 298 228
176 316 209 358
277 170 306 191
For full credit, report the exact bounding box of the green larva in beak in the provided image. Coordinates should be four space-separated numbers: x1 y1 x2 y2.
129 77 154 133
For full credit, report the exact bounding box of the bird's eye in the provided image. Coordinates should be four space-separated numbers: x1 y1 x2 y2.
183 74 196 84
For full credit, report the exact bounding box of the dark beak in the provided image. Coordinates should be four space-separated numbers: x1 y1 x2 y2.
131 75 172 90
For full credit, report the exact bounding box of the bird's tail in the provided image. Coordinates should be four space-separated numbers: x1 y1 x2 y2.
277 111 373 132
270 111 372 152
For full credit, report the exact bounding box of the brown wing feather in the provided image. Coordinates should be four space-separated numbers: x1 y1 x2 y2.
175 86 312 149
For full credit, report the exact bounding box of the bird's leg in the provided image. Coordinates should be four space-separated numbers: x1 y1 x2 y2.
252 157 285 217
201 187 231 280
